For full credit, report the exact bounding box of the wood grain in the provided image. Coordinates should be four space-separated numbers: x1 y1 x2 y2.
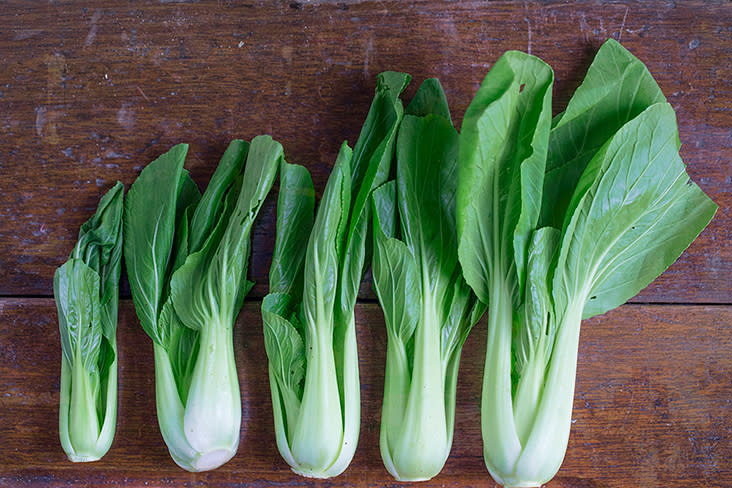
1 3 730 486
0 299 730 487
0 1 729 302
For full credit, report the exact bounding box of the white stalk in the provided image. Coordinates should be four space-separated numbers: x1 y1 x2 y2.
482 273 523 482
290 315 343 477
182 315 240 469
386 290 449 481
153 315 240 474
509 300 583 487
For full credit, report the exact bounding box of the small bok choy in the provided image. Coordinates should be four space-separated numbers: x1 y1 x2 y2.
370 79 484 481
458 40 717 487
55 181 124 462
125 137 281 471
262 71 411 478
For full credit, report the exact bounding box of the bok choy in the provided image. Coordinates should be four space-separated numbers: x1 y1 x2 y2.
371 79 485 481
55 181 124 462
125 137 280 471
458 40 717 487
262 71 410 478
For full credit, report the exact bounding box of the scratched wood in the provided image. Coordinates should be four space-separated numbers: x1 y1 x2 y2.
0 2 730 485
0 0 729 302
0 299 730 487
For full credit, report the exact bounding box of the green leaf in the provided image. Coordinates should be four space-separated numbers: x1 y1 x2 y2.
441 275 485 363
95 334 116 412
188 140 248 253
170 175 242 332
58 184 123 367
553 102 718 319
160 297 200 404
172 136 281 328
542 38 667 229
175 171 203 235
372 182 419 346
125 143 189 343
303 143 352 332
55 259 102 371
405 78 452 123
262 293 306 398
163 170 203 306
170 203 194 276
219 135 282 312
372 181 397 240
458 51 554 305
397 113 458 301
72 182 124 343
514 226 560 376
269 162 315 301
338 72 410 323
74 182 123 266
350 71 411 191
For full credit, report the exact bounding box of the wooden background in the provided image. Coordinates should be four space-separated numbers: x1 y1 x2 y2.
1 1 730 486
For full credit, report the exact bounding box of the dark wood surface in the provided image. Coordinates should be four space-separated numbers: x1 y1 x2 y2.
1 300 731 487
1 1 730 487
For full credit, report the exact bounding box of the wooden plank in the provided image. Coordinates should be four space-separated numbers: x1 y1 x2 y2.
0 1 729 302
0 299 730 487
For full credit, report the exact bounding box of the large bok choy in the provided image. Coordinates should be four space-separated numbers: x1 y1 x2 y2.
55 181 124 462
371 79 484 481
458 40 716 487
125 137 281 471
261 71 410 478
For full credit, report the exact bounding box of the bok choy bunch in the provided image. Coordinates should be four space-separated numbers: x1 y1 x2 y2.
261 71 410 478
55 181 124 462
458 40 717 487
125 137 281 471
371 79 484 481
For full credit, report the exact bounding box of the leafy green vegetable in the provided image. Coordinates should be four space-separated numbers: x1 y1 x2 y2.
125 137 280 471
457 40 717 487
262 71 410 478
457 49 554 487
371 79 484 481
458 50 554 307
541 38 667 229
55 181 124 462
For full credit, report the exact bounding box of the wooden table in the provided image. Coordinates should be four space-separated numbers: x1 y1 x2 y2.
1 1 730 486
